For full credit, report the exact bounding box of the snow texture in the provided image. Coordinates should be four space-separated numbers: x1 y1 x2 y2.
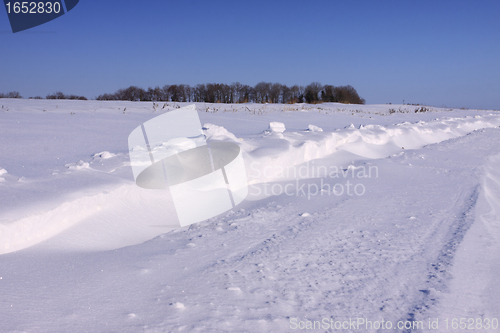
1 99 499 332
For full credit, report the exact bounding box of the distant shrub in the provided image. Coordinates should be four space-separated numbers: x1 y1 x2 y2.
96 93 118 101
389 107 411 114
46 92 87 100
0 91 22 99
67 95 87 100
414 106 429 113
46 91 66 99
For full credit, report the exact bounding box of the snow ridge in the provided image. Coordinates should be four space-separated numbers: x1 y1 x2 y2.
2 114 500 254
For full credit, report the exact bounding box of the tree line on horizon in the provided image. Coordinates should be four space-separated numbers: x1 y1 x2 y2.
0 91 88 100
96 82 365 104
0 82 365 104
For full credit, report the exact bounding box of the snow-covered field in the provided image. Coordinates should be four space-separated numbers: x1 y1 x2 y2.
1 99 499 332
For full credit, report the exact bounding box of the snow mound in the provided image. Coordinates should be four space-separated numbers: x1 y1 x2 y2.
268 122 286 133
172 302 185 309
0 168 7 176
203 123 239 142
93 151 116 160
307 124 323 132
66 160 90 170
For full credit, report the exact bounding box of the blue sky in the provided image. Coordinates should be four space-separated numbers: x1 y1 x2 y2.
1 0 499 109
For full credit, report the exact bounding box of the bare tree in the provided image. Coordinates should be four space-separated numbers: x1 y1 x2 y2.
184 85 193 102
96 93 116 100
321 85 335 102
305 82 323 104
161 85 171 101
7 91 22 98
168 85 181 102
254 82 271 103
269 83 282 103
144 86 162 101
333 85 365 104
239 84 253 103
205 84 216 103
290 85 304 103
0 91 22 98
281 85 291 104
193 84 206 102
231 82 242 103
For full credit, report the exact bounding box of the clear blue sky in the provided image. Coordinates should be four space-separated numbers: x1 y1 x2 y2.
1 0 499 109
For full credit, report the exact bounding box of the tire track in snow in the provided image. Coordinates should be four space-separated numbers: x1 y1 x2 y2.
398 186 480 333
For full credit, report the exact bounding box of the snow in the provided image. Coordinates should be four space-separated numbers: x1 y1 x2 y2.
307 124 323 132
267 121 286 133
0 167 6 182
93 151 116 160
1 98 500 332
66 160 90 170
203 123 240 142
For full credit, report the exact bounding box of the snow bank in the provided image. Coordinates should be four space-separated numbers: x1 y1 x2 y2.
246 114 500 183
482 152 500 239
0 184 178 254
